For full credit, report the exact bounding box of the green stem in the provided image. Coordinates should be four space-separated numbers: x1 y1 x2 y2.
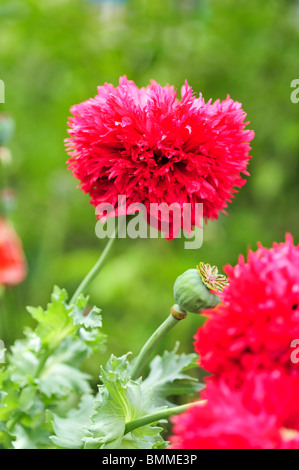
131 314 180 380
124 400 204 435
34 350 50 379
70 225 118 305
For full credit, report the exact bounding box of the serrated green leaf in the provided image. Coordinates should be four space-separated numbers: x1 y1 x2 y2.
142 342 204 406
47 337 90 366
38 363 91 398
119 425 165 450
12 424 51 449
27 287 75 348
78 327 106 352
50 394 94 449
70 296 102 329
35 338 92 398
0 286 107 448
81 354 166 449
18 387 44 416
9 340 40 385
26 287 105 355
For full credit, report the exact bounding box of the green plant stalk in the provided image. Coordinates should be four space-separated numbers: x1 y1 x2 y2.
34 349 50 379
124 400 205 435
70 225 118 305
131 314 181 380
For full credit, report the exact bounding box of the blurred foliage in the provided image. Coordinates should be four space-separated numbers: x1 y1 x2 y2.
0 0 299 380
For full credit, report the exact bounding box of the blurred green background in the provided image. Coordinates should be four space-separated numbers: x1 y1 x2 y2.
0 0 299 380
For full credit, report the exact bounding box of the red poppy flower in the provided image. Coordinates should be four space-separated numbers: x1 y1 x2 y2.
195 234 299 387
0 217 27 286
66 76 254 236
169 371 299 449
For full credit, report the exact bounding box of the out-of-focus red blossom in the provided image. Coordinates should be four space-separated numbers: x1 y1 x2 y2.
170 234 299 449
66 76 254 236
169 371 299 449
194 234 299 386
0 217 26 286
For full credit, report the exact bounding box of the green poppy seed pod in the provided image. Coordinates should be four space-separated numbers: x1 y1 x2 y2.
0 115 15 146
173 268 220 314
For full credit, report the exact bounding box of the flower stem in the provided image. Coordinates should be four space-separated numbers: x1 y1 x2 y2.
70 225 118 305
131 312 184 380
34 350 50 379
124 400 205 435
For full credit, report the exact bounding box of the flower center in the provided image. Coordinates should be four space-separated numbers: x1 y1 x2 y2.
197 262 229 292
